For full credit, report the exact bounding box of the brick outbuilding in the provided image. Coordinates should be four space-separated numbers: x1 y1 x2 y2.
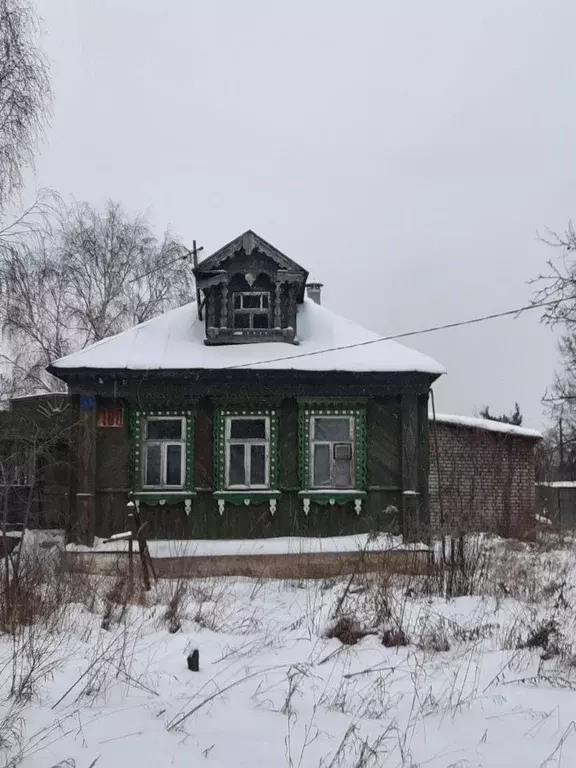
429 414 541 537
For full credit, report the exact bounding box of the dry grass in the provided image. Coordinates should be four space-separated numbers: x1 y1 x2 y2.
161 579 189 633
5 530 576 766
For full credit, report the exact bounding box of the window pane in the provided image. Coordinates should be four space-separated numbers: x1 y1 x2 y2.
314 417 351 441
242 293 262 309
313 444 331 487
146 419 182 440
233 312 250 329
145 444 161 486
262 293 269 309
166 444 182 486
228 444 246 486
253 314 269 329
333 457 353 488
250 444 266 486
233 293 241 309
230 418 266 439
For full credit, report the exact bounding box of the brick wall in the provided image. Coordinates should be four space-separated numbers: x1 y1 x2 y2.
429 422 537 537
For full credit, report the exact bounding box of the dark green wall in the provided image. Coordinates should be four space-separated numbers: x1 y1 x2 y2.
90 394 413 540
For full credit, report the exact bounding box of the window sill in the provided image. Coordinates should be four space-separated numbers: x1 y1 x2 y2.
131 491 196 511
213 490 281 515
297 490 366 515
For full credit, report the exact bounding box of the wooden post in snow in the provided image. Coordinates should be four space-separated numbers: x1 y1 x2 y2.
125 506 157 590
128 511 150 591
128 535 134 595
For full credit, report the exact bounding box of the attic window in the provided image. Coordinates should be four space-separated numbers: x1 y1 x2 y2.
232 292 270 330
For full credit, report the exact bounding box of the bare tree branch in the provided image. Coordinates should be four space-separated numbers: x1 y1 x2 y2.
531 225 576 478
0 199 195 395
0 0 51 208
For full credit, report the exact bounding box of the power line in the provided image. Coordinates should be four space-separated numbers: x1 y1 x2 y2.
227 295 570 370
127 252 189 284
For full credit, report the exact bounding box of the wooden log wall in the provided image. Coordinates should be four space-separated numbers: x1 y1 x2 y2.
85 393 428 541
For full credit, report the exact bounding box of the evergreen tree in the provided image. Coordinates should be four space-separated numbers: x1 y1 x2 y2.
479 402 523 426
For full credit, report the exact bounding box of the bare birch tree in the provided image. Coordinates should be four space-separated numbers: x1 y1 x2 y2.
0 0 51 208
0 200 194 395
533 222 576 477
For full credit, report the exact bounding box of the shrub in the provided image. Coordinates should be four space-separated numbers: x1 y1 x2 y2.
325 616 368 646
382 627 409 648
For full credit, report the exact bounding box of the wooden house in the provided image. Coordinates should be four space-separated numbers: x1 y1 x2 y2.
46 230 445 542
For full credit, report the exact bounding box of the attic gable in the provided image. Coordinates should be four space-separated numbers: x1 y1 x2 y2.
196 230 308 278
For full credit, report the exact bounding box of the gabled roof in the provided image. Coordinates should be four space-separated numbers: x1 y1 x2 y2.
195 230 308 275
49 299 445 376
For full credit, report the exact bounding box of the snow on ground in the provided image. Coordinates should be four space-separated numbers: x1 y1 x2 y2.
3 534 576 766
67 533 428 558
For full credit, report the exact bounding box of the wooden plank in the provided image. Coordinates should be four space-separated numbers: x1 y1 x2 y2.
401 395 420 541
194 402 213 490
367 398 401 488
417 393 430 530
76 398 96 545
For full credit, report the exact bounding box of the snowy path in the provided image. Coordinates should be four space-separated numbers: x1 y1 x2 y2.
67 532 428 559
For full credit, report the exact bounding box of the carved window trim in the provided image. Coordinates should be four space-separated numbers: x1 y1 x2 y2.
131 409 194 497
142 416 186 490
213 405 280 512
309 414 356 489
298 400 367 513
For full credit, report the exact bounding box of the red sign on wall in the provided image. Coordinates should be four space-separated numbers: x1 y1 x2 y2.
97 408 124 427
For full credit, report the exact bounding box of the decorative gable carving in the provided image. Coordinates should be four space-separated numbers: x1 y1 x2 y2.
194 230 309 346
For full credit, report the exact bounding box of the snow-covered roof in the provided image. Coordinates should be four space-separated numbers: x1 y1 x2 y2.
50 299 445 376
432 413 542 439
536 481 576 488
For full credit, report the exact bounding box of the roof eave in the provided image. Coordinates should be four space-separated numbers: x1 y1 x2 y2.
47 365 442 383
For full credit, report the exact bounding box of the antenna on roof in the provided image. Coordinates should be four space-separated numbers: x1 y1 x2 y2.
127 238 204 287
188 239 205 320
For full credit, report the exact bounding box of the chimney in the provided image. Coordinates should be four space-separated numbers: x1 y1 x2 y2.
305 281 323 305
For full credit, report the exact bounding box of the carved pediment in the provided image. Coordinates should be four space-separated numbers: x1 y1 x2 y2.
195 230 307 279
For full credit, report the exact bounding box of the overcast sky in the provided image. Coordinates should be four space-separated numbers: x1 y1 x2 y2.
30 0 576 428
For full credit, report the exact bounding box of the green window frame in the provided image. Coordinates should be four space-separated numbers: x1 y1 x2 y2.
130 409 195 506
298 401 367 512
213 405 280 513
